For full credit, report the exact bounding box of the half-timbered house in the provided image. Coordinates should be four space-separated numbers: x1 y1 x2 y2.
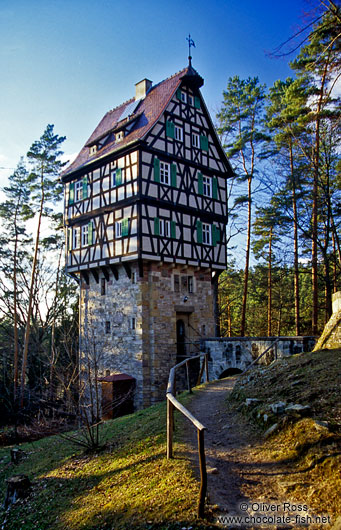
61 61 233 409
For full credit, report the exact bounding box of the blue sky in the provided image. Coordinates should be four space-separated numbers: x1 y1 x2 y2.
0 0 313 185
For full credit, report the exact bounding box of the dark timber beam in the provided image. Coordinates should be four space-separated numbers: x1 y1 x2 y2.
101 266 110 281
81 271 89 285
91 269 99 283
123 263 132 279
110 264 119 281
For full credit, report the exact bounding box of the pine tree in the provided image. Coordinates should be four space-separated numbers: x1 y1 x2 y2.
217 76 268 336
0 160 33 400
19 125 66 407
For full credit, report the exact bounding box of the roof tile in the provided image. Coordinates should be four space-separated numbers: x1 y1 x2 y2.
62 66 200 178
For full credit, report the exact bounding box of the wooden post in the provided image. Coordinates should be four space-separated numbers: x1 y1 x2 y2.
167 397 174 459
197 429 207 518
205 354 209 382
196 357 205 386
186 361 192 393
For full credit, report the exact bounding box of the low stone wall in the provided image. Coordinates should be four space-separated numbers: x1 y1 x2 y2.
201 336 316 381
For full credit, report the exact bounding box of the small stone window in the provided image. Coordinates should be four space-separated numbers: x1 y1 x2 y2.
174 274 180 292
105 321 111 334
188 276 194 293
101 278 106 296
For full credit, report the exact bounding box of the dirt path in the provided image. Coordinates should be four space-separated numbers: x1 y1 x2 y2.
182 377 314 528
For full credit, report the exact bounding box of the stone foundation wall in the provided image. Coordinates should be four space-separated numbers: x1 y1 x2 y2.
140 262 216 405
79 261 217 410
201 336 316 381
79 262 144 408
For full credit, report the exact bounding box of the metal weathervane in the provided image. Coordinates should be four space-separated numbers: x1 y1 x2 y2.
186 34 196 61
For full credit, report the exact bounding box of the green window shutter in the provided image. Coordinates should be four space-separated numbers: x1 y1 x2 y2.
154 158 160 182
154 217 160 236
82 176 88 199
166 120 175 139
171 221 176 239
212 225 221 247
116 168 122 186
200 135 209 152
212 177 218 199
196 220 203 244
198 172 203 195
88 222 93 245
171 164 177 187
69 182 75 204
194 96 201 109
176 88 182 100
122 218 129 237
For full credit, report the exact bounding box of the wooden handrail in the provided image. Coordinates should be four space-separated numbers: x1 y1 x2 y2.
166 353 209 518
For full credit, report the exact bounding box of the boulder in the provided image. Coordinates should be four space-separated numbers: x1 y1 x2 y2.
285 404 311 416
270 401 286 414
264 423 278 438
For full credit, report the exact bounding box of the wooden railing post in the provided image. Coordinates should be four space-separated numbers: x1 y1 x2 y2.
204 353 209 382
186 361 192 393
197 428 207 518
167 397 174 459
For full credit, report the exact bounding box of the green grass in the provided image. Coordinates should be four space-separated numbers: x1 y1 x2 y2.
0 399 213 530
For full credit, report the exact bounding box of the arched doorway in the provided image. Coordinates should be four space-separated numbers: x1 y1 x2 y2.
219 367 243 379
176 319 186 363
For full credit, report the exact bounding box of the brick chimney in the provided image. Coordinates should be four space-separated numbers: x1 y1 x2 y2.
135 78 152 100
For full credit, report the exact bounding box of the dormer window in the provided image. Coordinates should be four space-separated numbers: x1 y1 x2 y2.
116 131 124 143
89 145 97 156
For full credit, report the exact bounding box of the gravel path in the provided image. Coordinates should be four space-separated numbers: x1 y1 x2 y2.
182 377 304 528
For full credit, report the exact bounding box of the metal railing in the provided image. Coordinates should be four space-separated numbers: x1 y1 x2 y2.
166 352 209 518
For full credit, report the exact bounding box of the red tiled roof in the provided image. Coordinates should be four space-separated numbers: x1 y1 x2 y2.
62 66 201 179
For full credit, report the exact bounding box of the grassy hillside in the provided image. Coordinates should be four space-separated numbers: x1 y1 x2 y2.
228 348 341 518
0 400 209 530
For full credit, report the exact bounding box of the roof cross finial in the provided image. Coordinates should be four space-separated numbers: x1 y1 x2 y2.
186 34 196 66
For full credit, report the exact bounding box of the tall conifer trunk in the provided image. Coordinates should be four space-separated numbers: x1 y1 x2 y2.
289 142 301 336
20 172 44 407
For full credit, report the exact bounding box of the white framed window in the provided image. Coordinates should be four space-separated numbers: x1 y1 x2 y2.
160 219 170 237
81 224 89 246
202 223 211 245
175 126 183 142
72 227 79 249
192 133 200 148
89 145 97 156
75 180 83 201
203 176 212 197
115 221 122 238
111 167 122 187
115 131 124 142
160 161 170 185
180 91 187 103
